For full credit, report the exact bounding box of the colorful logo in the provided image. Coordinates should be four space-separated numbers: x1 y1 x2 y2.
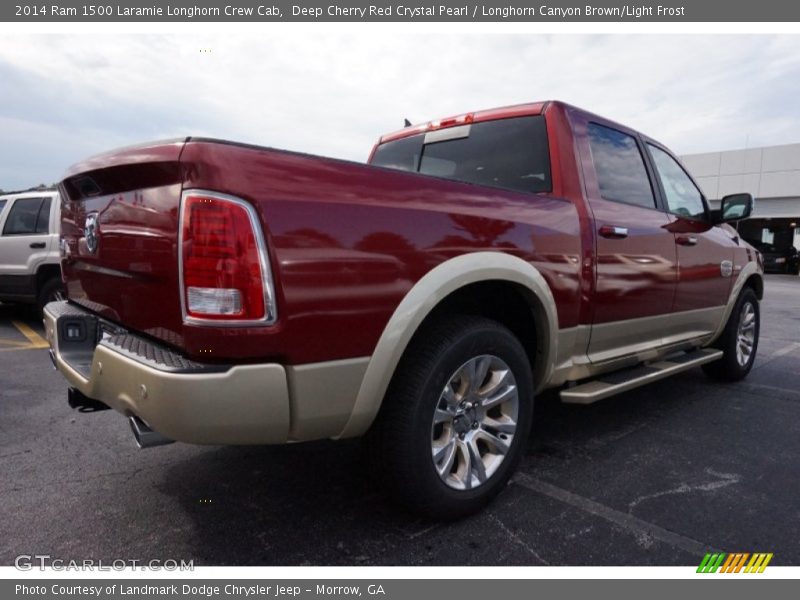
697 553 773 573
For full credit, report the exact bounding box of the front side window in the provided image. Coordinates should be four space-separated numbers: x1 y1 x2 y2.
648 144 706 219
587 123 656 209
371 115 552 194
2 197 47 235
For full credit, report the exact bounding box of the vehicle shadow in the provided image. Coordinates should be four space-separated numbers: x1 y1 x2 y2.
153 373 709 566
0 301 41 328
156 438 441 565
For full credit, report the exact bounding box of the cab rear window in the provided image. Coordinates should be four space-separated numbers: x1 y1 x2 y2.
371 115 551 194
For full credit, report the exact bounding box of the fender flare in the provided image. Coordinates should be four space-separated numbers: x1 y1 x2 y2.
707 261 762 345
336 252 559 439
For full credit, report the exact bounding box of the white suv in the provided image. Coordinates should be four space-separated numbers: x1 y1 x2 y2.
0 191 64 314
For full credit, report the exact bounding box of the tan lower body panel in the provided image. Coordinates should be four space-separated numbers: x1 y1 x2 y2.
286 357 370 442
585 306 725 365
44 305 370 445
548 306 728 386
52 342 292 445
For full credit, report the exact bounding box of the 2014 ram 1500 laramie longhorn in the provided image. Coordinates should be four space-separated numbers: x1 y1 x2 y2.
45 101 763 517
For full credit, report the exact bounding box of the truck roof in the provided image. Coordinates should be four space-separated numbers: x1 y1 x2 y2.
378 101 549 144
377 100 658 149
0 190 59 201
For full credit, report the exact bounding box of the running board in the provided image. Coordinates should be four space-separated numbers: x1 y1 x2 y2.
560 348 723 404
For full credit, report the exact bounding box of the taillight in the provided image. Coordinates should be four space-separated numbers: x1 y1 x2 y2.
428 113 474 130
179 191 276 324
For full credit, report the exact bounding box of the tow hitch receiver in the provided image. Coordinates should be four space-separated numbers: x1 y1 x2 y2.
67 387 110 412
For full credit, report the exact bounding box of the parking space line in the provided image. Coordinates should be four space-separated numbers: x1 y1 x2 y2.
10 321 49 349
768 342 800 359
514 474 718 556
0 338 31 348
754 342 800 370
738 381 800 401
0 347 42 352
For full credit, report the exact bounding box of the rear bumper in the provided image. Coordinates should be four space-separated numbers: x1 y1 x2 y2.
43 301 290 445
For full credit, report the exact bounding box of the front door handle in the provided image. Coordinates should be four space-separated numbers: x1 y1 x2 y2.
599 225 629 239
676 235 698 246
29 242 46 249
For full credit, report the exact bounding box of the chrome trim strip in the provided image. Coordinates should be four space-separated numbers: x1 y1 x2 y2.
73 261 135 279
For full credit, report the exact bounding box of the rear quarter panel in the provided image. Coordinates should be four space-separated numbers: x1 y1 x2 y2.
179 141 584 364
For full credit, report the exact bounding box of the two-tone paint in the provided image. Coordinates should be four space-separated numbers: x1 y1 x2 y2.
55 101 763 443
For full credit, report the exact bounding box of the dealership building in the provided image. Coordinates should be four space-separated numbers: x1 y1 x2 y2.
681 143 800 259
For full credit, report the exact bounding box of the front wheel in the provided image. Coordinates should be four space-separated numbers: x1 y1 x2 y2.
368 315 534 519
702 287 760 381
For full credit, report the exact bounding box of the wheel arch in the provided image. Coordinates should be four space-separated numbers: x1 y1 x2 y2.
36 263 62 291
337 252 559 439
743 272 763 300
707 262 763 346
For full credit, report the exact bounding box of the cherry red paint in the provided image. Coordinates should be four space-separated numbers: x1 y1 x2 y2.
58 101 753 365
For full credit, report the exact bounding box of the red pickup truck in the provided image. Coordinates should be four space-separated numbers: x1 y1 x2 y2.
45 101 762 517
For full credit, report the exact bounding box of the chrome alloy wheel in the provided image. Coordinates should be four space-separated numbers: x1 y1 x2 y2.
736 301 757 367
431 354 519 490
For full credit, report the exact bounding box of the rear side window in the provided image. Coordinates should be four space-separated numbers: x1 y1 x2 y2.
2 197 49 235
0 199 7 216
588 123 656 209
371 115 552 194
34 198 52 233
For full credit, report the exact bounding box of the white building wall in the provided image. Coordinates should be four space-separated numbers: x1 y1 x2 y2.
681 143 800 218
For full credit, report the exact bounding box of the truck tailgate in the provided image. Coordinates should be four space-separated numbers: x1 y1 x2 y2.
59 140 186 348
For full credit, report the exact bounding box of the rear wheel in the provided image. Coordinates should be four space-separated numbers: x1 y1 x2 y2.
37 277 65 318
368 315 534 519
702 287 759 381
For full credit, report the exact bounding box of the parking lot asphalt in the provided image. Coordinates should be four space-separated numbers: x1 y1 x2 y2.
1 276 798 567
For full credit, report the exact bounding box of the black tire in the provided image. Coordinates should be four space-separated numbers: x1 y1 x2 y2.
367 315 534 520
37 277 65 318
702 287 759 382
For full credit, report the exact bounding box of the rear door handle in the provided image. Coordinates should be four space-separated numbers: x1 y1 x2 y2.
598 226 629 239
29 242 46 249
676 235 698 246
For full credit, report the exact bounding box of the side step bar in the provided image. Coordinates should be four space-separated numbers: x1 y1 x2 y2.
560 348 723 404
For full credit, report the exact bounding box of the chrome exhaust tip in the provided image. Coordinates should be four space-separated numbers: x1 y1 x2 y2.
129 416 174 449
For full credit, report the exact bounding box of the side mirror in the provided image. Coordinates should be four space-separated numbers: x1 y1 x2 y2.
716 193 754 223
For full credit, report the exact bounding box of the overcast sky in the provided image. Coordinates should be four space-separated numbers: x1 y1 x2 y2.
1 33 799 190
